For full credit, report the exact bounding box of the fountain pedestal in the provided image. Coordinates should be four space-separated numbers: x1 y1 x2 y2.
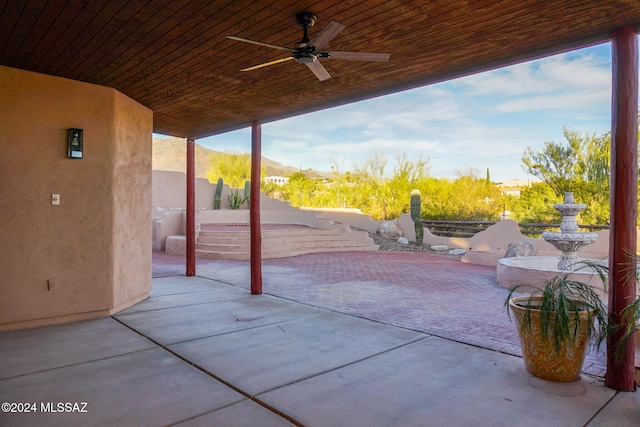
541 192 598 270
496 192 607 299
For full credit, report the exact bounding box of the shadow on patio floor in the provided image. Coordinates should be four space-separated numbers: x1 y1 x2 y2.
0 251 635 426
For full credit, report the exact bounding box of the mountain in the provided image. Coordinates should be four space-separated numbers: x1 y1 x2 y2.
152 137 328 179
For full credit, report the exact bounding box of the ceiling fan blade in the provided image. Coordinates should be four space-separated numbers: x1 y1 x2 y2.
310 20 346 49
227 36 293 52
306 60 331 81
324 51 390 62
240 56 293 72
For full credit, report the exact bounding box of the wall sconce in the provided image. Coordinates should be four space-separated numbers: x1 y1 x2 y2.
67 128 83 159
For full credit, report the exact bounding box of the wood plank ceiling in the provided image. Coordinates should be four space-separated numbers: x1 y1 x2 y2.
1 0 639 139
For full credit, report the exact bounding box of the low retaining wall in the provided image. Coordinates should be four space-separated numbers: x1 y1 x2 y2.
152 208 184 251
301 207 380 233
156 208 334 253
152 169 617 267
398 214 611 266
197 209 328 228
496 256 608 300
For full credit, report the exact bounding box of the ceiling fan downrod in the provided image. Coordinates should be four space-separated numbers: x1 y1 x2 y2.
296 12 316 44
294 12 318 63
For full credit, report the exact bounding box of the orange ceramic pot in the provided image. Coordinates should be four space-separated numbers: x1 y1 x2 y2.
509 296 594 382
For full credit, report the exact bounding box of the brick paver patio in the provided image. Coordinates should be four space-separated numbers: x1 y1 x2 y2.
153 250 607 377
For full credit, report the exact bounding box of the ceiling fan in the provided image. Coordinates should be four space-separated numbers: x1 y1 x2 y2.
227 12 390 81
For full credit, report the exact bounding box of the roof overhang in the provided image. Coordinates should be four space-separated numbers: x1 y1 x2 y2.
1 1 639 138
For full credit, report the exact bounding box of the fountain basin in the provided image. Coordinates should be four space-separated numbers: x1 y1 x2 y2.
496 256 608 300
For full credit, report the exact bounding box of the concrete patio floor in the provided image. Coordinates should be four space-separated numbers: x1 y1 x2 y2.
1 251 639 426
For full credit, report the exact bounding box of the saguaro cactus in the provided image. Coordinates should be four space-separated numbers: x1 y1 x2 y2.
244 180 251 209
410 189 424 246
214 178 223 209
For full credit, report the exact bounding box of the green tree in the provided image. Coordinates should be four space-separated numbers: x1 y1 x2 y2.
521 128 611 224
205 151 265 188
344 152 430 220
272 151 506 222
261 181 281 199
510 183 562 223
348 152 389 218
281 171 318 207
418 169 504 221
383 153 430 219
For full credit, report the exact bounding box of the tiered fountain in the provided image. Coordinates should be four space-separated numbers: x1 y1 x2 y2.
496 192 606 297
541 192 598 270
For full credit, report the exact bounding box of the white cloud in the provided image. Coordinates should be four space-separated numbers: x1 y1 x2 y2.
493 89 611 113
456 52 610 96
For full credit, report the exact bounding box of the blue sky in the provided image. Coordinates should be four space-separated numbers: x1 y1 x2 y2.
184 42 632 183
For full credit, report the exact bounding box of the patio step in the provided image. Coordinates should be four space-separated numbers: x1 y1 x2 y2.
195 225 378 260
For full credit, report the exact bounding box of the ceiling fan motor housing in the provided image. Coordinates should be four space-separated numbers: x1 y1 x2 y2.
294 53 316 64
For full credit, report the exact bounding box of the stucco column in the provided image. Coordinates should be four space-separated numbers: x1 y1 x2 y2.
606 26 638 392
251 121 263 294
186 138 196 276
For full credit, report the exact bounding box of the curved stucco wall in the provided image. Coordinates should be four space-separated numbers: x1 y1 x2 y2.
0 65 152 330
112 91 153 309
152 169 294 211
153 170 222 209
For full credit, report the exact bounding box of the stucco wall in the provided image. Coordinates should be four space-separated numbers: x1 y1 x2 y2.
152 169 297 212
112 91 153 310
398 214 612 266
0 66 152 330
153 169 227 209
301 208 380 233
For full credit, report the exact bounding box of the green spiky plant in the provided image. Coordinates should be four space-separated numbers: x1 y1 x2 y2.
410 189 424 246
244 180 251 210
617 297 640 358
505 264 609 354
619 297 640 356
214 178 223 210
228 189 247 210
582 258 639 360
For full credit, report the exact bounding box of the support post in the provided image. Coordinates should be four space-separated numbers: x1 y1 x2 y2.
606 26 638 392
186 138 196 276
250 121 263 294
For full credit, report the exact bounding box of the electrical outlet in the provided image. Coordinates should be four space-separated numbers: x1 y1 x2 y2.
47 279 58 291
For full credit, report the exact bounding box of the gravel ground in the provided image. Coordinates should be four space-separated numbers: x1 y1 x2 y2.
368 231 464 258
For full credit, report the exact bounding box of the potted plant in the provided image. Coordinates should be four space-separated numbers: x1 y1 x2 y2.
505 270 608 382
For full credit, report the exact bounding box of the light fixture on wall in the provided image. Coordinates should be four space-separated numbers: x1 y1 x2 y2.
67 128 83 159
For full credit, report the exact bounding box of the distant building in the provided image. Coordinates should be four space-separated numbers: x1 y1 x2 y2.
497 179 533 197
265 176 290 186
